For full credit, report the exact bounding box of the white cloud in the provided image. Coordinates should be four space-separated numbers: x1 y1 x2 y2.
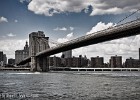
57 38 68 43
70 27 74 31
20 0 31 3
27 0 140 16
72 22 140 62
54 27 67 31
66 32 73 39
0 39 28 59
49 33 73 47
57 32 74 43
7 33 16 37
54 27 74 31
86 22 115 34
90 7 123 16
14 20 18 23
0 16 8 23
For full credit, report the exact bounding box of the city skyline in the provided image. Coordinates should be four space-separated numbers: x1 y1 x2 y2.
0 0 140 62
1 46 140 68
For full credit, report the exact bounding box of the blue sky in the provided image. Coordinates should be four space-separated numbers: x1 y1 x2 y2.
0 0 140 62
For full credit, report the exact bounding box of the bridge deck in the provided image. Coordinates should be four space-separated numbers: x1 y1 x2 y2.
18 19 140 65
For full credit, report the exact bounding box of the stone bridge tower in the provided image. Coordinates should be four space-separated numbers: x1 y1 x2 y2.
29 31 50 72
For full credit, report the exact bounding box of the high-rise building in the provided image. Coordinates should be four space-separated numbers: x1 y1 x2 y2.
110 55 122 68
61 50 72 67
0 52 7 66
3 54 7 65
72 55 88 67
81 55 88 67
91 56 104 68
62 50 72 58
125 57 140 68
65 58 73 67
0 51 3 66
139 48 140 60
53 56 61 67
0 51 3 62
73 57 80 67
15 41 29 65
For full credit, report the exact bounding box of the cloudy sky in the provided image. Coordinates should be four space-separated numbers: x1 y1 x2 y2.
0 0 140 62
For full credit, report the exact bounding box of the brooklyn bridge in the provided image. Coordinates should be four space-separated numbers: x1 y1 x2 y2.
18 19 140 72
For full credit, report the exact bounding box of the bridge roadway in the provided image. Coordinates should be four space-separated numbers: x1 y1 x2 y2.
18 19 140 65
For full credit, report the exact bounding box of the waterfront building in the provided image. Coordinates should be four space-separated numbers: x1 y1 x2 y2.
49 57 54 66
61 54 66 67
72 55 88 67
139 48 140 60
81 55 88 67
87 59 91 67
61 50 72 67
110 55 122 68
73 57 80 67
65 58 73 67
8 58 15 65
0 51 3 62
0 51 7 66
53 56 61 67
3 54 7 65
91 56 104 68
125 57 140 68
78 55 83 67
15 41 29 65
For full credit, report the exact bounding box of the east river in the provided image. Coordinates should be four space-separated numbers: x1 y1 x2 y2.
0 71 140 100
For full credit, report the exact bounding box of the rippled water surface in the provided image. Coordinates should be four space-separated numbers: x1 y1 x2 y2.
0 71 140 100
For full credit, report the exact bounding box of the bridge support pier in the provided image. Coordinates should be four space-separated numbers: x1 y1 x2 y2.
36 56 49 72
30 56 49 72
30 56 37 71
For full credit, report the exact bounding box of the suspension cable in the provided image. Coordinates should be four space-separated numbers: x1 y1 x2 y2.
117 8 140 25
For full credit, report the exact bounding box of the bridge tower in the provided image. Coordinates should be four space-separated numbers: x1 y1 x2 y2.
29 31 50 72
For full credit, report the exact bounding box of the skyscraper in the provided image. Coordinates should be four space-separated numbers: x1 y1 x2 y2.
0 52 7 66
61 50 72 67
125 57 140 68
73 56 80 67
65 58 73 67
91 56 104 68
62 50 72 58
110 55 122 68
0 51 3 62
139 48 140 60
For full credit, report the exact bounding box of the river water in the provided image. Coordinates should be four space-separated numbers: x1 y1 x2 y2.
0 71 140 100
